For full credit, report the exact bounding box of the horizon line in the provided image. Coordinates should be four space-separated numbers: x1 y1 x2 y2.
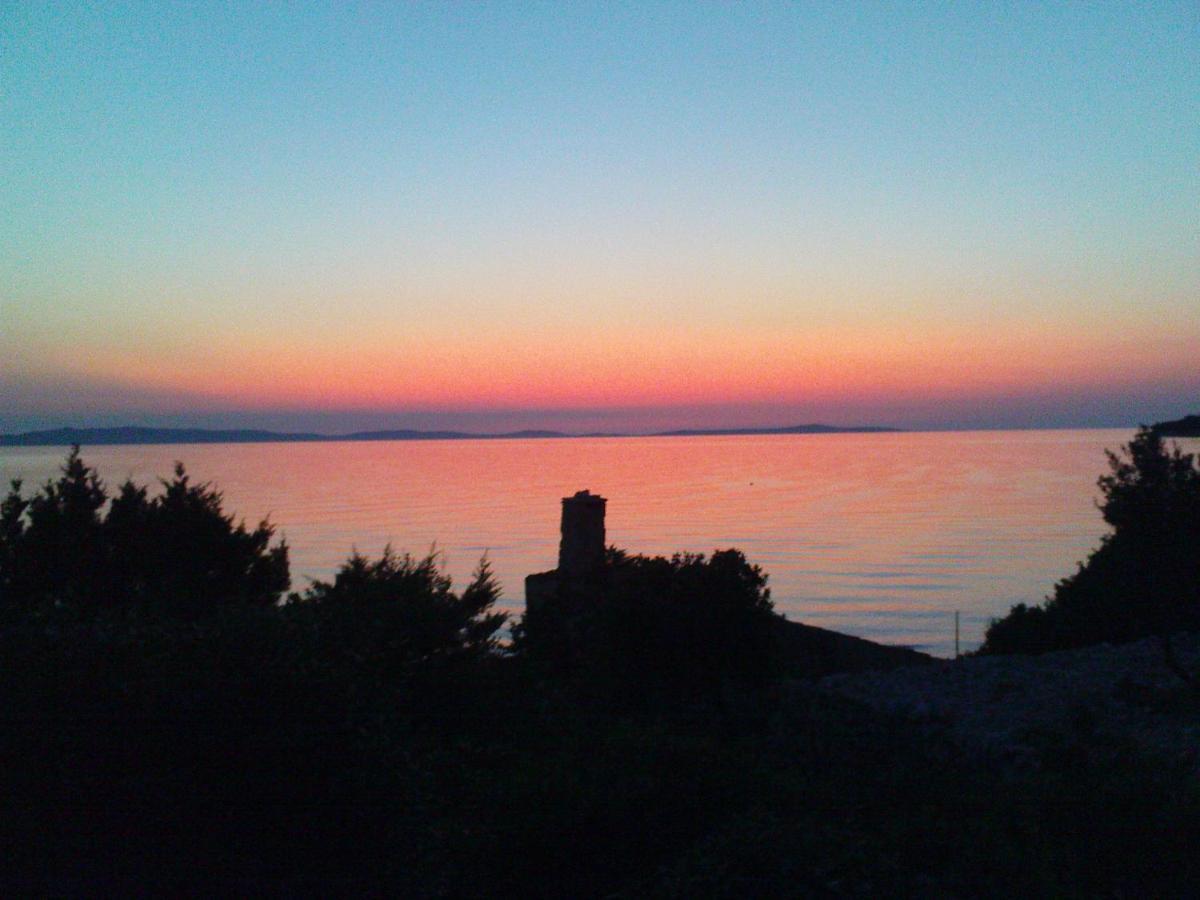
0 420 1162 448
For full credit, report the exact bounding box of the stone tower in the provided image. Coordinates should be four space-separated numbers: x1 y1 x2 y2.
558 490 606 577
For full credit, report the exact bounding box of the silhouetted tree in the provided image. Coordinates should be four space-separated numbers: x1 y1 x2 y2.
0 448 289 612
128 463 289 612
982 427 1200 653
0 446 107 605
296 548 506 672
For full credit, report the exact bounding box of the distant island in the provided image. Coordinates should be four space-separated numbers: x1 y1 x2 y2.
0 423 900 447
655 424 897 437
1151 414 1200 438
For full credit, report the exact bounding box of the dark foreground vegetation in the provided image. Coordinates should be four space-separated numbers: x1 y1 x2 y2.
982 427 1200 655
2 448 1198 895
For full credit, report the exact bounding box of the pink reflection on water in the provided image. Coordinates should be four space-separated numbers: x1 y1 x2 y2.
3 429 1183 656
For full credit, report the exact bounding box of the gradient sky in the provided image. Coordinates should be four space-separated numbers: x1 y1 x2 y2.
3 2 1198 433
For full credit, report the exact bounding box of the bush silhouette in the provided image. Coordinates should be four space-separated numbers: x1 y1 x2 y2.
0 446 107 606
0 447 289 613
130 462 289 611
294 548 507 674
516 546 779 702
982 427 1200 654
5 449 1200 895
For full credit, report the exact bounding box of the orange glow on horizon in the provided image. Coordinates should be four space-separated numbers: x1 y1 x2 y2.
33 315 1200 415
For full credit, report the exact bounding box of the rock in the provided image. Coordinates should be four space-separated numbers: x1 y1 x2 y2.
814 632 1200 775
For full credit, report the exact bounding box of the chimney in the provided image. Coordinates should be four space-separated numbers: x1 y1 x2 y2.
558 490 606 577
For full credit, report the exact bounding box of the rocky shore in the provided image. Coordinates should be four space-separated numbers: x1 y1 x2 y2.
814 633 1200 775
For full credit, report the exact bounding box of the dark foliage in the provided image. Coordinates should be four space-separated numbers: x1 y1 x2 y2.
1 525 511 891
0 447 289 613
4 449 1199 894
516 546 780 704
0 446 106 606
5 601 1198 896
291 548 507 683
982 427 1200 654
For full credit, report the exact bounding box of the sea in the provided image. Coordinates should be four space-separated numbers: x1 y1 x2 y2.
5 428 1193 657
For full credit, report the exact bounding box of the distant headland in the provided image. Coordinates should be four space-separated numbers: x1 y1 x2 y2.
1151 414 1200 438
0 423 900 447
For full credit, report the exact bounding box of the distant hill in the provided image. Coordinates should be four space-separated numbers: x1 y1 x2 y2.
342 429 568 441
0 426 572 446
0 423 899 447
1150 414 1200 438
655 424 899 437
0 427 327 447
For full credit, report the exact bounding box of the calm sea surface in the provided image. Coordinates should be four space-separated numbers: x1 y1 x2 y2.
4 429 1192 656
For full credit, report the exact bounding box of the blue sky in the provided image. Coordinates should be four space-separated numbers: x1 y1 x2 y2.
2 2 1197 432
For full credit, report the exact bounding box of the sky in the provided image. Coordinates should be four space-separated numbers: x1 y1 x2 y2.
2 2 1198 433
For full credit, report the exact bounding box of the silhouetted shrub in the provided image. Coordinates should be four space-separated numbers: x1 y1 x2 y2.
982 427 1200 654
293 548 506 677
0 447 289 613
516 547 780 703
4 451 1200 895
0 446 106 607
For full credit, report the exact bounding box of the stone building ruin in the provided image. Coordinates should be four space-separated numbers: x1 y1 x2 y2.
525 490 606 610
